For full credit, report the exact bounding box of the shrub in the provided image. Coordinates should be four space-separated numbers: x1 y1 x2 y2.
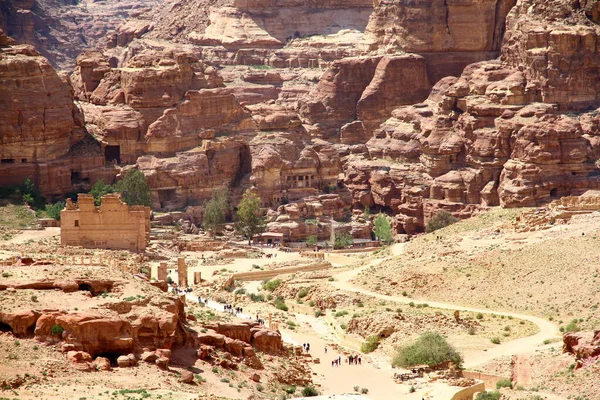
426 210 459 233
409 386 416 393
314 310 323 317
51 325 64 336
263 279 282 291
274 297 288 312
392 332 463 368
234 288 247 295
476 313 484 320
353 386 359 392
249 293 265 302
31 295 38 302
360 388 369 394
285 386 296 394
44 201 64 220
361 335 380 353
491 337 501 344
306 235 318 246
564 319 580 333
475 391 501 400
301 386 319 397
297 288 309 299
468 326 476 335
333 232 353 249
308 300 315 307
496 378 512 389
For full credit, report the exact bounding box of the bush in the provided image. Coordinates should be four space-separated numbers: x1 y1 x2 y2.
274 297 288 312
475 391 501 400
361 335 380 353
333 232 353 249
249 293 265 302
564 319 580 333
114 170 152 207
262 279 282 291
51 325 64 336
426 210 459 233
360 388 368 394
491 337 501 344
496 378 512 389
44 201 64 220
306 235 318 246
392 332 463 368
476 313 484 320
284 386 296 394
373 213 393 244
301 386 319 397
297 288 309 299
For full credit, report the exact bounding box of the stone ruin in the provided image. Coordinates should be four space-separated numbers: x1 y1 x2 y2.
61 193 151 251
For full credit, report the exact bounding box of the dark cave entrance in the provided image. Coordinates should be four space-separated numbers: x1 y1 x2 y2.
78 283 94 295
95 352 124 367
104 145 121 164
550 188 558 198
0 321 13 333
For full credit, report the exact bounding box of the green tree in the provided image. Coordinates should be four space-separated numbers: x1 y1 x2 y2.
114 170 153 207
425 210 459 233
373 213 393 244
392 332 463 368
20 178 44 208
306 235 318 246
236 190 265 245
89 180 115 206
203 187 230 235
44 201 65 220
334 231 353 249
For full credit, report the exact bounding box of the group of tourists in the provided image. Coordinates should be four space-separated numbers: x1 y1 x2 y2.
331 354 361 367
170 284 192 295
223 304 243 314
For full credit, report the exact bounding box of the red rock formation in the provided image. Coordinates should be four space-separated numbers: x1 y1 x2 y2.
0 30 114 196
563 331 600 368
299 55 431 140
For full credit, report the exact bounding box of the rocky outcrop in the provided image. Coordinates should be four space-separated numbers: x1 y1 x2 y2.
298 55 431 140
563 330 600 369
0 0 159 69
0 29 114 196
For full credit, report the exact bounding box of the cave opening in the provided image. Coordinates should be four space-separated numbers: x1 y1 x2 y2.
550 188 558 198
104 145 121 164
95 352 124 367
78 283 94 295
0 321 13 333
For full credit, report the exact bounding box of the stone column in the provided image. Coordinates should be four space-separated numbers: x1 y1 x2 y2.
194 271 201 284
177 257 188 287
158 262 168 282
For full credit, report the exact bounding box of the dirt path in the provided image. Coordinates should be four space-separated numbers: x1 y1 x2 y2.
330 243 560 369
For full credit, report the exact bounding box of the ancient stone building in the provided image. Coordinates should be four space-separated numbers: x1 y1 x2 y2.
61 193 150 252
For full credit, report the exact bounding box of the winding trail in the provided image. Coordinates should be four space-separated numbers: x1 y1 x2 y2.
329 243 560 369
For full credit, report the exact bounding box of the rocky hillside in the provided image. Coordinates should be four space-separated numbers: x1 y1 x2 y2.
1 0 600 234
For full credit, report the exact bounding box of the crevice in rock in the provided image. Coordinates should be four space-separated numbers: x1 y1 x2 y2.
443 0 451 35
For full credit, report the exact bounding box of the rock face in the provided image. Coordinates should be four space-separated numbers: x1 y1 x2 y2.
0 29 113 196
0 0 160 69
563 331 600 369
299 55 432 139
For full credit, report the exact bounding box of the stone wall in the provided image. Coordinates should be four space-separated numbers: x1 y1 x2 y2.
61 193 150 252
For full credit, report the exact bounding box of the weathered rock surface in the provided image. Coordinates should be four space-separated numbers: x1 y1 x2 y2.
563 331 600 369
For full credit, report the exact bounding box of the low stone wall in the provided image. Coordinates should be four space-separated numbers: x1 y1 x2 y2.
450 381 486 400
225 261 332 286
461 371 507 390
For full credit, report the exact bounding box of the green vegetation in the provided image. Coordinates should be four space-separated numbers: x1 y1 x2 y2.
496 378 512 389
361 335 380 353
262 279 282 291
301 386 319 397
203 187 230 235
51 325 64 336
306 235 318 246
249 293 265 302
236 189 265 245
475 391 501 400
274 297 288 312
41 201 64 220
491 337 501 344
297 288 309 299
426 210 459 233
334 231 353 249
373 213 393 244
392 332 463 368
563 319 581 333
115 169 152 207
89 180 115 206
